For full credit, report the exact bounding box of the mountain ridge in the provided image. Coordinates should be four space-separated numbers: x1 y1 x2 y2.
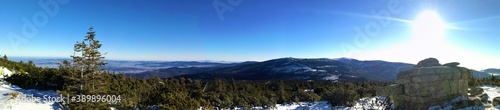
129 57 414 81
132 57 499 81
9 57 499 81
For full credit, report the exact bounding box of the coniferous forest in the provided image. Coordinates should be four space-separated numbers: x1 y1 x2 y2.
1 27 495 109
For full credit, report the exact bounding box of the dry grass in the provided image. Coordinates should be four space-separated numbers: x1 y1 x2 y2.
7 92 20 99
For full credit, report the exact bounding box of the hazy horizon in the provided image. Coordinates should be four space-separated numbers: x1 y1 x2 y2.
5 56 499 71
1 0 500 70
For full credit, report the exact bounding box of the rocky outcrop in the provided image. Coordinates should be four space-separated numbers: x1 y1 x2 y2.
453 96 482 108
453 87 492 108
469 87 484 96
377 58 471 109
478 93 489 103
443 62 460 67
413 58 440 68
493 97 500 106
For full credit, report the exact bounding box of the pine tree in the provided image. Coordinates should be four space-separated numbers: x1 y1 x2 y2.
61 27 110 109
2 54 7 60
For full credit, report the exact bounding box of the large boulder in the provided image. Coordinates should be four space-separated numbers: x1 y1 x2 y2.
493 97 500 106
453 97 483 108
377 58 471 109
469 87 484 96
478 93 489 103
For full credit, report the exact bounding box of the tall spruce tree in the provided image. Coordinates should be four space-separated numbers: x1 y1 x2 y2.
61 27 110 109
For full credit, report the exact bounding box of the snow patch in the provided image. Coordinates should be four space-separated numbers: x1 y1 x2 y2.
0 67 14 79
0 84 62 110
0 67 62 110
271 96 392 110
480 86 500 104
317 65 338 68
344 96 393 110
323 75 339 80
272 64 317 73
275 101 331 110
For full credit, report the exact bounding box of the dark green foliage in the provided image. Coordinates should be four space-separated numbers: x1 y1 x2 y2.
2 55 391 109
465 70 500 88
121 79 389 109
3 59 65 90
474 74 500 86
54 27 111 109
2 58 390 109
2 60 391 109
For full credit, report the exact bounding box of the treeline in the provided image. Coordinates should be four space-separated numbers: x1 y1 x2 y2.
1 55 65 90
3 58 391 109
133 78 391 109
471 74 500 87
2 56 391 109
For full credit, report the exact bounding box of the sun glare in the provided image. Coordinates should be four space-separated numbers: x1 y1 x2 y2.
411 11 447 43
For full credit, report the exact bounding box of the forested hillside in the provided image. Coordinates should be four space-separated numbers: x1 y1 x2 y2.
2 54 395 109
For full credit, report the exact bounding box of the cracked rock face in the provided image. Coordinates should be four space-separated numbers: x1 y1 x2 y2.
377 58 471 109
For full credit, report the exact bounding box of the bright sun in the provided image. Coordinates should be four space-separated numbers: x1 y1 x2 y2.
411 11 447 43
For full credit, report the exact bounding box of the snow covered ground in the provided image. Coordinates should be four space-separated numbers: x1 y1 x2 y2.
271 97 390 110
0 67 62 110
480 86 500 104
470 86 500 110
0 84 62 110
272 64 317 73
274 101 332 110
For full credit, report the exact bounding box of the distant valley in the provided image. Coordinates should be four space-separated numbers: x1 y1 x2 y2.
8 57 231 73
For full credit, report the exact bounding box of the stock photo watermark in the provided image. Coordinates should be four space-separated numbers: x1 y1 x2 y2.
340 0 409 57
7 0 70 53
213 0 243 21
0 93 121 105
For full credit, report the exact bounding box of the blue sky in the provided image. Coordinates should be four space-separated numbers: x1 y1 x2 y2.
1 0 500 69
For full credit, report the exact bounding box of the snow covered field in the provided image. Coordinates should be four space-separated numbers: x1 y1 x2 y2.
274 101 332 110
0 84 62 110
271 97 390 110
0 67 61 110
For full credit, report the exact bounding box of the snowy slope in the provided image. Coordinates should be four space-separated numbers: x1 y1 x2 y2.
0 67 62 110
0 84 62 110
